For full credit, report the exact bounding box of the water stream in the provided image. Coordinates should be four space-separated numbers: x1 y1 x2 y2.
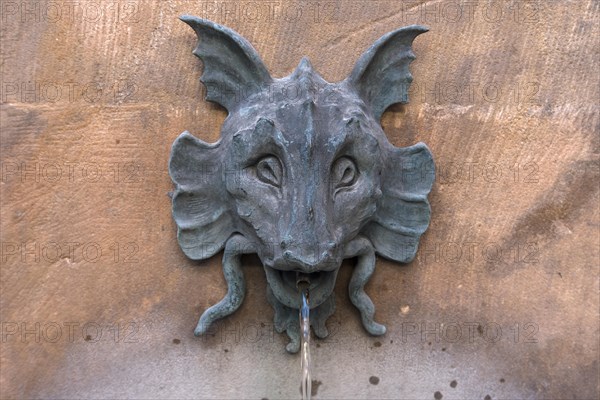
300 287 311 400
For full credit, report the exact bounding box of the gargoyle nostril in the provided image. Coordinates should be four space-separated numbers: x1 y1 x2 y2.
280 236 293 249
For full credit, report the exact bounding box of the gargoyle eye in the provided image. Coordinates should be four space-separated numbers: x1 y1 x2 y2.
332 156 358 189
256 155 282 187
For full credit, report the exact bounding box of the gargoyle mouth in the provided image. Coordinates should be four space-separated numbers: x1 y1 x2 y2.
264 266 339 309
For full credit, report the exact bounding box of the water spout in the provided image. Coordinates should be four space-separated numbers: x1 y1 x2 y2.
297 274 311 400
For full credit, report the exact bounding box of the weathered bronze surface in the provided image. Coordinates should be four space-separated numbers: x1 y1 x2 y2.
170 15 434 352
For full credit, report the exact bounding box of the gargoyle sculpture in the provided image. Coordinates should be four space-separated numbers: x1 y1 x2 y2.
169 15 434 353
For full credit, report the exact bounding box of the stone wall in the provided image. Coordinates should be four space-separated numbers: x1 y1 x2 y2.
1 1 598 398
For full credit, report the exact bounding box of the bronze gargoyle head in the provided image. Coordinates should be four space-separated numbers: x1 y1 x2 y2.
169 16 434 353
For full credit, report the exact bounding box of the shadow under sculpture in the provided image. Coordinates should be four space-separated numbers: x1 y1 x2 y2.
169 15 435 353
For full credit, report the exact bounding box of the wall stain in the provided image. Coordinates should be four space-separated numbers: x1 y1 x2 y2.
493 159 599 277
299 380 321 397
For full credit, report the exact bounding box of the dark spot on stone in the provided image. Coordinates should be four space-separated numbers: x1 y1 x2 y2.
311 380 321 396
450 380 457 388
434 391 443 400
477 324 484 335
85 335 92 341
374 341 381 347
299 380 321 396
390 340 393 344
369 376 380 385
260 322 265 327
428 342 432 346
115 139 120 144
261 398 268 400
484 395 492 400
557 272 562 278
172 338 181 344
224 348 229 352
442 347 446 351
500 378 505 383
161 225 165 231
316 343 321 348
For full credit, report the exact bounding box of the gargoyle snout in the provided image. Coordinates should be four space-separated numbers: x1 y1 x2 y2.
276 240 338 272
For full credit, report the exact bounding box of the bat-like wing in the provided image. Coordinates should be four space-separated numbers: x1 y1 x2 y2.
180 15 273 113
346 25 428 121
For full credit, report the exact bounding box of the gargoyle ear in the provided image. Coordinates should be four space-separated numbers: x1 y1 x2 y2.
345 25 428 121
362 143 434 263
180 15 273 113
169 131 233 260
